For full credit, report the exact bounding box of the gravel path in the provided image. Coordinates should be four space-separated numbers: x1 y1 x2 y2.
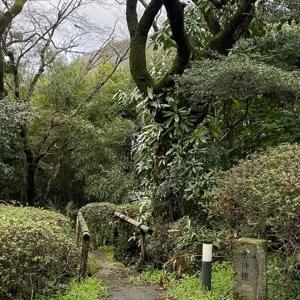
90 250 167 300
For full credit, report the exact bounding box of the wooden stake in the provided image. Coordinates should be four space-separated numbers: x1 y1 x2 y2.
80 238 90 279
76 212 91 280
140 231 146 264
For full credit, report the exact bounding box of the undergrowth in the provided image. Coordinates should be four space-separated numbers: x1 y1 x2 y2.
98 245 115 261
140 258 300 300
36 278 107 300
140 262 232 300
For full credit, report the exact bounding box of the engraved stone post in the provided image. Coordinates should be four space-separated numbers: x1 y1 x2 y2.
233 238 267 300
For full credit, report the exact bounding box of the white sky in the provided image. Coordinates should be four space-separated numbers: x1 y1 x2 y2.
80 0 163 50
82 1 129 44
7 0 164 54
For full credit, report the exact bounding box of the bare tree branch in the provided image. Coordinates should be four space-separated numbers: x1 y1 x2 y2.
70 47 129 117
0 0 27 99
36 138 59 163
139 0 159 32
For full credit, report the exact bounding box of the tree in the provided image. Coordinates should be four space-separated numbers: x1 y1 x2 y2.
126 0 257 96
0 0 128 206
0 0 27 99
124 0 258 186
122 0 300 220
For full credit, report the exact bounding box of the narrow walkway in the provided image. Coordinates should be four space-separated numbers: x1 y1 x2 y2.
90 250 167 300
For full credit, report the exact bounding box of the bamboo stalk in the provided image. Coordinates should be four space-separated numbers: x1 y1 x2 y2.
78 212 91 240
75 215 80 247
140 231 146 264
77 212 91 279
114 211 153 234
80 238 90 278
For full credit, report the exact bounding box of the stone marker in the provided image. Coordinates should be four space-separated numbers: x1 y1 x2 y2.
233 238 267 300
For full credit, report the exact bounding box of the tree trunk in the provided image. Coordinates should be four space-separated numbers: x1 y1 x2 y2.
26 161 36 206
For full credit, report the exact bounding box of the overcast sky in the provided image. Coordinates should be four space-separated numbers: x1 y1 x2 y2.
82 1 129 44
79 0 161 51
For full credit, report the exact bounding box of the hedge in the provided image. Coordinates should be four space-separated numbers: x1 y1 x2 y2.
214 144 300 275
0 205 79 299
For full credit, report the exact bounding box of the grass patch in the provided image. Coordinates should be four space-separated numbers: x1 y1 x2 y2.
98 245 115 261
138 262 232 299
36 278 107 300
140 267 164 284
165 262 232 300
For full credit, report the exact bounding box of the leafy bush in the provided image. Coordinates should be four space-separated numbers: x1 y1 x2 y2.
146 222 174 268
146 217 228 270
0 205 79 299
151 147 224 222
268 255 300 299
70 116 134 204
213 144 300 275
80 202 141 265
177 56 300 153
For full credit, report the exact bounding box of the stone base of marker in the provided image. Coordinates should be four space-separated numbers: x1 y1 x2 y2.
233 238 267 300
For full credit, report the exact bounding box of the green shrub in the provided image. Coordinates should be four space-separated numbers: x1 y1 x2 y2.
146 222 174 268
0 205 79 299
147 217 228 271
140 267 164 284
80 202 141 265
213 144 300 275
268 255 300 299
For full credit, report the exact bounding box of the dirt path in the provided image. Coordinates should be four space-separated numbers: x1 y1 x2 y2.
90 250 167 300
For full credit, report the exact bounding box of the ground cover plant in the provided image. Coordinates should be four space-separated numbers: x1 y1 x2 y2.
36 278 107 300
140 257 300 300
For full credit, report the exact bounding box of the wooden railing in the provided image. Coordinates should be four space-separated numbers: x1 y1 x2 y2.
75 211 152 276
114 211 153 269
75 212 91 280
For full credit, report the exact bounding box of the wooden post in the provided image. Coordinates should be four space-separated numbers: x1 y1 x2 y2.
140 231 146 264
80 235 90 279
76 212 91 280
136 231 146 271
78 212 90 237
114 211 153 270
75 215 80 247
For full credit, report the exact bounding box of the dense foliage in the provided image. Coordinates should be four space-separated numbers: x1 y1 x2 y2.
1 0 300 298
0 205 79 299
0 99 36 200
